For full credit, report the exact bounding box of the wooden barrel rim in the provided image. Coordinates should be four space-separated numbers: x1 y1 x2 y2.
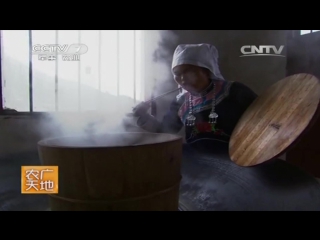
38 132 182 149
48 177 181 205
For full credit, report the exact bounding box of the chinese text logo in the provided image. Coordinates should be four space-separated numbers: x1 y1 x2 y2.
21 166 58 194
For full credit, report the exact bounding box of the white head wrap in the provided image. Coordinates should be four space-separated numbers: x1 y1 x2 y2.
171 43 225 80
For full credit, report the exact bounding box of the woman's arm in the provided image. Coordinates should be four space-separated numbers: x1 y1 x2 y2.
231 81 258 113
137 96 184 134
224 81 258 134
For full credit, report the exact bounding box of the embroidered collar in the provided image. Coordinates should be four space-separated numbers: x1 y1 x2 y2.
178 81 233 124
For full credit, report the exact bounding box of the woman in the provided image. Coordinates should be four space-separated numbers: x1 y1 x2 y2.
132 43 257 146
129 43 320 212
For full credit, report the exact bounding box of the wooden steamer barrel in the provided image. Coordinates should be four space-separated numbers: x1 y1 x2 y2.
38 132 182 211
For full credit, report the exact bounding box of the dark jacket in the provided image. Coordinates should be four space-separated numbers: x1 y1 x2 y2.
155 81 257 144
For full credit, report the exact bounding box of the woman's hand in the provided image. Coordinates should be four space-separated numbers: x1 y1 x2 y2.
132 101 151 117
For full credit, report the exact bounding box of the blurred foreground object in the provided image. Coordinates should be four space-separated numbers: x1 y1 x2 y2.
229 73 320 167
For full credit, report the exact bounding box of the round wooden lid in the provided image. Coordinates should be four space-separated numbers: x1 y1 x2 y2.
229 73 320 167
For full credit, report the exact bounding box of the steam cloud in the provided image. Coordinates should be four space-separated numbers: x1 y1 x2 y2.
37 30 180 147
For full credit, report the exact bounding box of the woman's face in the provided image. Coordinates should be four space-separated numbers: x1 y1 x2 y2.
172 64 211 94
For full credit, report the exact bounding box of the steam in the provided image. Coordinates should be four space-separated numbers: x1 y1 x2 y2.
150 30 180 96
141 30 181 124
37 99 144 146
36 30 180 147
